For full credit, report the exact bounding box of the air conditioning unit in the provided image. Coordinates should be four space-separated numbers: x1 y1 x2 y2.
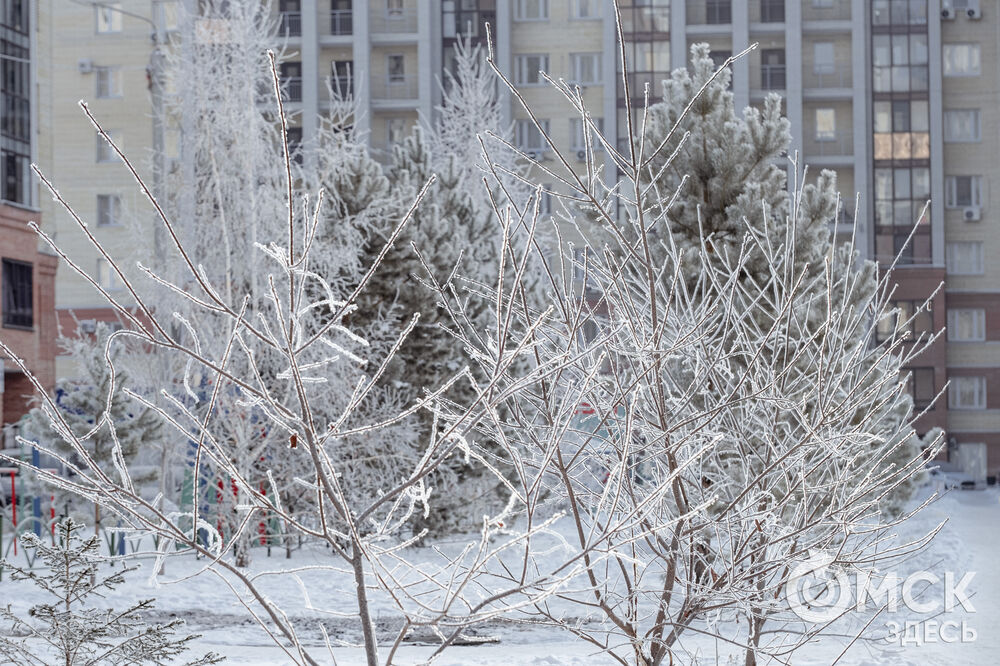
79 319 97 334
526 150 542 161
941 7 956 18
963 206 982 222
576 150 587 161
968 6 982 19
77 58 94 74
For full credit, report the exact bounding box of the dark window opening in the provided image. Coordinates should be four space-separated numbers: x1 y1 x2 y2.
761 49 786 90
2 258 32 329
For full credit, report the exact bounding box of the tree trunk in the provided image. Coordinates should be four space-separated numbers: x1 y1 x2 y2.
351 540 379 666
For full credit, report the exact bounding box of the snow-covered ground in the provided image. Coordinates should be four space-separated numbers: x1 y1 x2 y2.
3 486 997 664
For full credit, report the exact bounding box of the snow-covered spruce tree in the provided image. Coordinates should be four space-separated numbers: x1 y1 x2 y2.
412 34 942 665
0 519 221 666
20 323 161 534
638 44 924 517
343 36 536 535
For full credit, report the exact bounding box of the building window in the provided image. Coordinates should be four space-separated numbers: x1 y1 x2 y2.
280 61 302 102
943 44 980 77
905 368 935 409
949 376 986 410
96 130 122 163
872 100 929 160
947 309 986 342
706 0 731 24
1 259 32 329
387 54 405 83
514 54 548 86
97 194 121 226
1 0 29 31
874 166 931 228
96 259 123 291
285 127 302 163
813 42 835 74
515 119 549 154
815 109 835 140
387 117 407 145
760 49 785 90
572 53 601 85
760 0 785 23
331 60 353 95
386 0 403 17
871 33 929 93
573 0 601 19
876 299 933 342
945 176 982 208
946 242 984 275
1 149 30 204
538 185 551 215
514 0 548 20
943 110 980 143
95 67 122 98
570 117 604 153
96 3 123 33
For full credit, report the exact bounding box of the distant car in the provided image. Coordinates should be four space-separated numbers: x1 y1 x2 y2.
926 460 979 490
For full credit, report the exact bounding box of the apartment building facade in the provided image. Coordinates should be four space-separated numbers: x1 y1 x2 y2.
1 0 57 429
35 0 1000 479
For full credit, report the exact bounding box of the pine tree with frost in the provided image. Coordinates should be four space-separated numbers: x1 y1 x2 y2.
0 519 221 666
20 324 161 527
638 44 923 515
347 39 539 534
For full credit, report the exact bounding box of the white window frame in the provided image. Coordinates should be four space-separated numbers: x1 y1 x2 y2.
949 376 987 410
947 308 986 342
514 54 549 86
570 117 604 153
97 259 123 291
386 117 407 145
387 54 405 83
571 53 602 85
946 241 984 275
945 175 982 208
812 0 834 6
96 3 123 33
813 42 835 75
515 118 550 154
514 0 548 21
815 108 835 141
96 130 121 163
95 66 122 98
943 109 981 143
943 43 981 77
96 194 121 227
572 0 602 19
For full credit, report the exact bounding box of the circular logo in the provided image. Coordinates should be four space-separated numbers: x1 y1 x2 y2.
786 552 852 623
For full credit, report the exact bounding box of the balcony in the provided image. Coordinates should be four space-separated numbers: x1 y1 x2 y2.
443 10 495 40
326 75 353 98
803 2 852 22
371 75 418 105
279 11 301 36
803 69 852 89
330 9 353 35
805 132 854 163
760 64 786 90
282 77 302 102
371 7 418 34
687 0 731 25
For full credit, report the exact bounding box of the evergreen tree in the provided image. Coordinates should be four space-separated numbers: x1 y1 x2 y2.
638 44 923 515
20 324 162 531
0 519 221 666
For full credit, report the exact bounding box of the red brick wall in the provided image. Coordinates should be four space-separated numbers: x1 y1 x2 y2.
0 203 57 428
